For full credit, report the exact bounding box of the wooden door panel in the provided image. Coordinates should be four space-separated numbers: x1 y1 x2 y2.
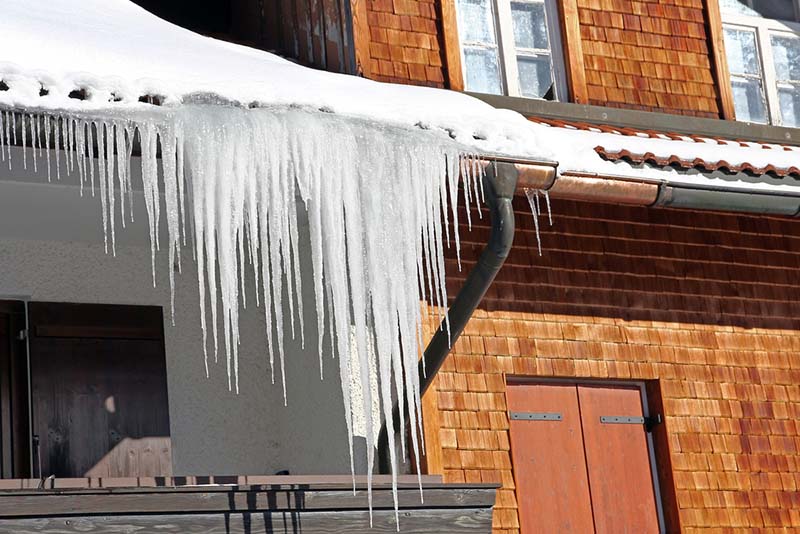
577 385 660 534
28 303 171 478
0 300 30 479
507 383 595 534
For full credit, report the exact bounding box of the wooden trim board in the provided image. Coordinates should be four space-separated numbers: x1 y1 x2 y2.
704 0 736 119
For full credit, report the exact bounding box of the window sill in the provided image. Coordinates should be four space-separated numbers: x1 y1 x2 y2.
467 92 799 146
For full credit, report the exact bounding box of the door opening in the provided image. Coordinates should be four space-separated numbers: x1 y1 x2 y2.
0 300 172 479
507 379 670 534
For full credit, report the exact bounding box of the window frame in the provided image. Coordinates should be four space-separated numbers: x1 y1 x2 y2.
456 0 569 101
722 10 800 126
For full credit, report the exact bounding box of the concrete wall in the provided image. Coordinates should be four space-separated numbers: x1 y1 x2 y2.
0 147 363 476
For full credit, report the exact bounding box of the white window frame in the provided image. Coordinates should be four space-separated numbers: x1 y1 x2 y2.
722 8 800 126
457 0 568 101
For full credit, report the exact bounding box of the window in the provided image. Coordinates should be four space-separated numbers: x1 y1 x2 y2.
720 0 800 127
455 0 567 100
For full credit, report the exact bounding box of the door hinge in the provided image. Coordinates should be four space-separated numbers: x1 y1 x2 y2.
17 329 28 341
510 412 562 421
600 414 662 432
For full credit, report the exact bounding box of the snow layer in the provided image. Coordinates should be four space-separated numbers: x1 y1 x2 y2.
0 0 547 158
1 0 797 189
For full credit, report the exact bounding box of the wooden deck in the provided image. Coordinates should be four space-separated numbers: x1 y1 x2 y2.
0 475 497 533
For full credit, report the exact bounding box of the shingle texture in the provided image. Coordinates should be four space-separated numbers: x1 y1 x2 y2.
364 0 448 86
428 197 800 533
577 0 721 117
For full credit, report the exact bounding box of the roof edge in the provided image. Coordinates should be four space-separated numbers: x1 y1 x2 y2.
467 93 799 148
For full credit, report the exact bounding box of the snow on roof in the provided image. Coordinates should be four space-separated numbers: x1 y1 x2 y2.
2 0 798 191
528 117 800 195
0 0 549 159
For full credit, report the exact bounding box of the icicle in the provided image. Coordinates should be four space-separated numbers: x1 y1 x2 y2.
525 188 554 256
3 104 482 527
21 113 27 170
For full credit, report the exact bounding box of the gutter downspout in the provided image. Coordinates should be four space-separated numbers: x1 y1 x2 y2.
377 160 519 474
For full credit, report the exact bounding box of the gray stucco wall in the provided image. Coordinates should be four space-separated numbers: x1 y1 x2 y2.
0 148 365 476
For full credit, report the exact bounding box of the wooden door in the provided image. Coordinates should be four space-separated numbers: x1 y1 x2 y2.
0 300 30 478
507 383 595 533
28 302 172 478
578 385 660 534
508 382 661 534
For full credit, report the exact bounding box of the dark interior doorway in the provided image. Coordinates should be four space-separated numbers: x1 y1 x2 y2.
0 301 172 479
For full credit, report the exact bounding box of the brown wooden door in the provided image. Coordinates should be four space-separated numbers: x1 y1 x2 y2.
578 385 660 534
508 382 661 534
28 302 172 478
507 383 595 533
0 300 30 479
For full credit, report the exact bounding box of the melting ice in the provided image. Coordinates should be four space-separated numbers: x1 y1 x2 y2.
0 104 484 524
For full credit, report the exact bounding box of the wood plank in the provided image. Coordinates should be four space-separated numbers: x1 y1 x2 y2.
349 0 372 77
420 376 444 475
559 0 588 104
577 385 660 534
27 302 163 340
645 381 682 533
34 326 161 340
0 508 494 534
0 487 496 517
506 383 594 533
439 0 464 91
0 315 11 478
703 0 736 119
0 300 30 479
322 0 345 72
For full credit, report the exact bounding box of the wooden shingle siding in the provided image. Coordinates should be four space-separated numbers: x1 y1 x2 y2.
576 0 721 117
363 0 448 86
423 197 800 533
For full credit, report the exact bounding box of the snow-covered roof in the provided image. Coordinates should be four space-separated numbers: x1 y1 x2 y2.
3 0 798 194
0 0 548 158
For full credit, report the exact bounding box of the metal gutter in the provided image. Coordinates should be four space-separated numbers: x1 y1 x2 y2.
377 160 520 474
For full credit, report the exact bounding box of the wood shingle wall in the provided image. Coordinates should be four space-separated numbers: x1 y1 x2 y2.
577 0 721 117
361 0 448 85
423 197 800 533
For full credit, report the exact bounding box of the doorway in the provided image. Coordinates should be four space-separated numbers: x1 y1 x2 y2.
507 381 665 533
0 300 172 479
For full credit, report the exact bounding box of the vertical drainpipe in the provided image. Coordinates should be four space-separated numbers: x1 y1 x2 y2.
377 161 520 474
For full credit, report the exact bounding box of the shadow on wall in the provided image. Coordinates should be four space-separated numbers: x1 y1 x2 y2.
446 196 800 331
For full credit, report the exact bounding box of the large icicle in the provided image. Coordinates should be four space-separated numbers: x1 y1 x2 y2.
1 103 481 525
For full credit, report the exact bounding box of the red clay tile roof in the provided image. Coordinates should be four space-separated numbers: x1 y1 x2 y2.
529 116 800 179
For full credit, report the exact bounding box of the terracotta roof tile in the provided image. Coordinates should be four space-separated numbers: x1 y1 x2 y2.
529 116 800 179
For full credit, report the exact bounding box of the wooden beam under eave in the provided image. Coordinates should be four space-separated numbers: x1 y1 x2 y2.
704 0 736 120
350 0 372 78
559 0 588 105
440 0 465 91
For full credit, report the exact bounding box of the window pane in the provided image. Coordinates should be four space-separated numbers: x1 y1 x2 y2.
464 47 502 94
517 55 553 98
511 2 549 50
457 0 497 44
732 77 768 123
719 0 796 20
778 84 800 126
771 34 800 81
723 27 761 75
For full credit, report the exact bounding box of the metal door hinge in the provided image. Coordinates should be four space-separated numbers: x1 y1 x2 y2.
600 414 662 432
17 329 27 341
510 412 562 421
